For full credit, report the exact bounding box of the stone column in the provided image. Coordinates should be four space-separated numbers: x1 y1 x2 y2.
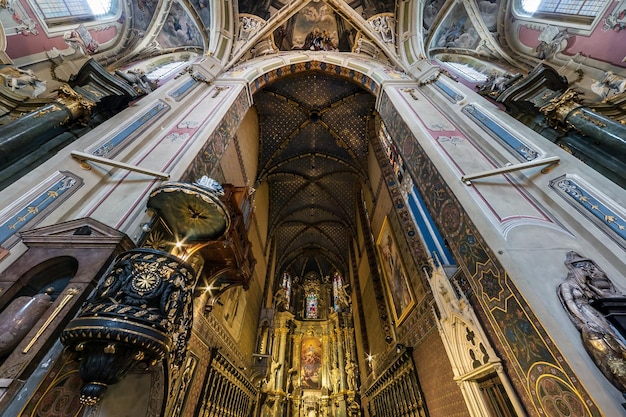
540 89 626 155
276 326 289 392
0 85 94 170
291 332 303 391
322 333 330 390
336 328 347 391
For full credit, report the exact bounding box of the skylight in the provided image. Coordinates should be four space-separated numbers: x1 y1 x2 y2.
518 0 605 17
33 0 114 20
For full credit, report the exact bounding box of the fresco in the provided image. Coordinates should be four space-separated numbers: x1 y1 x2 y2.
476 0 500 32
132 0 159 32
423 0 446 32
273 1 356 51
190 0 211 30
430 3 480 50
156 1 203 49
376 217 415 325
300 337 322 389
377 91 604 416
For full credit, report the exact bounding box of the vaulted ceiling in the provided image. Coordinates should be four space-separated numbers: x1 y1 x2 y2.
254 71 375 278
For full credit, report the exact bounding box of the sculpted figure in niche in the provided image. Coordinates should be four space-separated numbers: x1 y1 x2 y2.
266 359 281 390
330 366 340 392
344 355 357 391
336 284 351 312
273 286 288 311
557 251 626 392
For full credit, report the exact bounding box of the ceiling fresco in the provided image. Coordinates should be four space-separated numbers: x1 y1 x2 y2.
156 1 204 49
238 0 395 21
272 2 357 51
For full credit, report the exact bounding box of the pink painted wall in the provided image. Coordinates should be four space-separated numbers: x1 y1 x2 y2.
517 8 626 67
3 1 119 61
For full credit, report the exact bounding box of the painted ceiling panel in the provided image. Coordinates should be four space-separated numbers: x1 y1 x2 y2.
430 3 481 51
189 0 211 30
132 0 158 32
156 1 204 49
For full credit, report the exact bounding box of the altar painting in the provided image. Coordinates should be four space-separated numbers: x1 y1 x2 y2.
300 337 322 389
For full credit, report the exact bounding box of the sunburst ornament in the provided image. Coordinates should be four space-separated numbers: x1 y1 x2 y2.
131 261 162 294
147 178 230 243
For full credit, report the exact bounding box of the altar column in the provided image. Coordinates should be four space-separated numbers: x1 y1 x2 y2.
540 89 626 155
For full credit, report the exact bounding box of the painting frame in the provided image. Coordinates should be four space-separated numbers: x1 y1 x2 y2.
376 216 415 325
300 337 322 389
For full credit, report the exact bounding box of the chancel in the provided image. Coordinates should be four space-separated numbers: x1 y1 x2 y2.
0 1 625 417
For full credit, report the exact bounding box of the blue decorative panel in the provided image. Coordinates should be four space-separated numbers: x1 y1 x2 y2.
407 185 455 265
434 80 463 102
551 176 626 244
0 172 82 246
93 101 169 157
170 78 198 101
463 104 538 161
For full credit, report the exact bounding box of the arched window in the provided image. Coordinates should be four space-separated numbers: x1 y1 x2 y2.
517 0 605 21
305 293 319 319
31 0 117 21
332 271 346 311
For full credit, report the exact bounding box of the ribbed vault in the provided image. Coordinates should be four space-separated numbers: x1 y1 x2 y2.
255 71 375 278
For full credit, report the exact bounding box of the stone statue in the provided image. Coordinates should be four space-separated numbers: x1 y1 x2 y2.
273 286 288 311
591 71 626 99
330 366 340 392
557 251 626 392
336 284 352 312
476 71 520 98
266 359 281 390
196 176 225 196
345 356 357 391
1 67 47 97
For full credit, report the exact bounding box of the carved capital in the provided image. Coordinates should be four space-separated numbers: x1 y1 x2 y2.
539 88 581 124
56 84 95 121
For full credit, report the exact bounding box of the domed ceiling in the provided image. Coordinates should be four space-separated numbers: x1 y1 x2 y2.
254 71 376 279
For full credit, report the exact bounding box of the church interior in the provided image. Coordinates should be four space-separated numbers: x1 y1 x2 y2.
0 0 626 416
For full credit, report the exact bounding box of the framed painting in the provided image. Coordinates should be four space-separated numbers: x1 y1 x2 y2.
376 216 415 325
300 337 322 389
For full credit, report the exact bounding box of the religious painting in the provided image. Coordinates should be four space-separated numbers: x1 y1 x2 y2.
475 0 500 32
300 337 322 389
376 217 415 325
430 3 480 50
190 0 211 30
132 0 159 32
272 1 357 52
423 0 446 31
156 1 203 49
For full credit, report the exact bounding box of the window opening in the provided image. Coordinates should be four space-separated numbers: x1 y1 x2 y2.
305 292 319 319
518 0 604 18
32 0 115 21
